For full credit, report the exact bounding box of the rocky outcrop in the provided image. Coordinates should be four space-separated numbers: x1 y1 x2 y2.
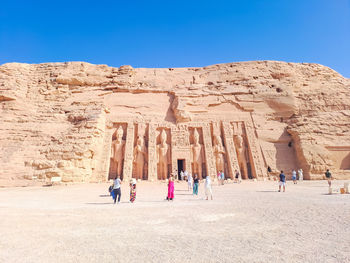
0 61 349 186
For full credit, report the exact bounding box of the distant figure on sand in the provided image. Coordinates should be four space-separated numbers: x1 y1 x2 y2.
278 171 286 192
325 169 332 187
204 175 213 200
234 170 241 183
220 171 225 185
113 176 122 204
187 173 193 191
292 169 297 184
217 171 221 185
193 174 199 195
129 178 136 203
167 176 175 201
298 168 303 181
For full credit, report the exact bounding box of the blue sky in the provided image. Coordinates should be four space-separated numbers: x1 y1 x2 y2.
0 0 349 77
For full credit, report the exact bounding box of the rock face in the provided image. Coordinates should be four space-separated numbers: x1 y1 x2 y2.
0 61 349 186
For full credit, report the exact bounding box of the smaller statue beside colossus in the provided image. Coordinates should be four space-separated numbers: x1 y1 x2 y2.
111 126 126 178
133 136 148 180
157 129 170 180
213 135 226 174
191 128 205 179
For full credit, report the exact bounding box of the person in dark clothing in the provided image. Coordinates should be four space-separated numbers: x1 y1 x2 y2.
113 176 122 204
278 170 286 192
325 169 332 187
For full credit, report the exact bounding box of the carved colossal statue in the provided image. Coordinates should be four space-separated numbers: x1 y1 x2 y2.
157 129 170 180
235 133 249 179
213 135 226 174
191 128 204 179
111 126 126 178
133 136 148 180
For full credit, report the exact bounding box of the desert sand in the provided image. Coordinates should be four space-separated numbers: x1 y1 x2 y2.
0 180 349 263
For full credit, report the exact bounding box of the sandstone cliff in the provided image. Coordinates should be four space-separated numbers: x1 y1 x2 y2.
0 61 349 186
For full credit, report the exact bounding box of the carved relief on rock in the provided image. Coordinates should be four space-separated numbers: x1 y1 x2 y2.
233 122 251 179
157 128 171 180
132 123 148 180
109 125 126 179
190 128 205 179
213 134 226 174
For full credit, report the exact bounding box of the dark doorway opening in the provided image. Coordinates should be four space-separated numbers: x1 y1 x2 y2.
177 159 184 180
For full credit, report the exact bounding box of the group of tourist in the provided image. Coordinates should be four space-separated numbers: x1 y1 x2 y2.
109 176 137 204
109 167 333 203
217 171 225 185
278 169 303 192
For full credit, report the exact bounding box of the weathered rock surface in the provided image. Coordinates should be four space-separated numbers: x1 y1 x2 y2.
0 61 349 186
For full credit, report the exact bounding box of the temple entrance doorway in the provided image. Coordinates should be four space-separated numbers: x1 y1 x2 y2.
177 159 185 180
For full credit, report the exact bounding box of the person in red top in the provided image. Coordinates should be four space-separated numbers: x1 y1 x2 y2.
167 176 175 201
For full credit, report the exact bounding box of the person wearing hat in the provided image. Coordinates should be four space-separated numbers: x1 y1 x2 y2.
129 178 137 203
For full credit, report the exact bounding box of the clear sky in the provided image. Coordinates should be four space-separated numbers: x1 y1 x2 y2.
1 0 349 77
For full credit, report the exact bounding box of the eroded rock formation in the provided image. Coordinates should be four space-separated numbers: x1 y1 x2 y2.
0 61 349 186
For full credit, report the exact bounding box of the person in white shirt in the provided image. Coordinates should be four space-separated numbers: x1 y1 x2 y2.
298 169 303 181
204 175 213 200
113 176 122 204
187 173 193 191
180 170 184 180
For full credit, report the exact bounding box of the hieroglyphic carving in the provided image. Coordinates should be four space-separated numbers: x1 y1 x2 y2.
123 122 135 182
244 121 266 178
222 122 239 179
148 123 157 180
171 124 191 176
202 123 216 178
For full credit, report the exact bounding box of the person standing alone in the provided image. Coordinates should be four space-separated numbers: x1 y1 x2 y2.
193 174 199 195
113 175 122 204
325 169 332 187
204 175 213 200
278 171 286 192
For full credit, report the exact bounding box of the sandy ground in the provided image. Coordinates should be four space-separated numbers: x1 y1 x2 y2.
0 180 349 263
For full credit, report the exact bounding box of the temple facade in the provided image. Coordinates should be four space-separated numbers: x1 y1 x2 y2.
107 114 266 181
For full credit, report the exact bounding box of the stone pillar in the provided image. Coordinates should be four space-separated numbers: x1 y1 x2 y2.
102 126 114 182
222 122 240 179
244 121 266 178
202 123 216 179
148 123 158 181
123 122 135 182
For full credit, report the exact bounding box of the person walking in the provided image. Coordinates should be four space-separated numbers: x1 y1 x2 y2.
220 170 225 185
180 170 184 181
325 169 332 187
292 169 297 184
217 171 221 186
187 173 193 191
167 176 175 201
278 170 286 192
113 175 122 204
234 170 241 183
193 174 199 195
298 168 303 181
129 178 137 203
204 175 213 200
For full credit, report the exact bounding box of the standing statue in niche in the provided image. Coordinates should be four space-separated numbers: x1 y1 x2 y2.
213 135 226 174
133 136 148 180
157 129 170 180
235 133 249 179
191 128 205 179
111 126 126 178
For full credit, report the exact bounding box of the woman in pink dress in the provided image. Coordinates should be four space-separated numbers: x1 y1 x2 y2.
167 176 175 201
